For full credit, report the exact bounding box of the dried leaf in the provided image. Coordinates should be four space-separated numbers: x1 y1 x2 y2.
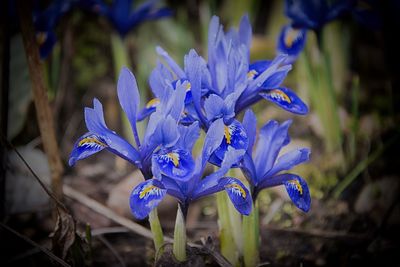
52 208 77 260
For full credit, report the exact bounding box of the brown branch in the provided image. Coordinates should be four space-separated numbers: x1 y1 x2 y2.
16 0 64 200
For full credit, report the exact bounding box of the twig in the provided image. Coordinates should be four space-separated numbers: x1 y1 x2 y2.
96 235 126 267
0 222 71 267
0 137 68 212
16 0 64 200
63 185 203 248
63 184 173 243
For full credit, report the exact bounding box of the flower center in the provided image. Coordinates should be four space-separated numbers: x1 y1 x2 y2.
224 125 232 144
289 179 303 195
167 152 180 167
78 136 107 147
146 98 160 109
269 89 291 103
36 32 48 45
284 28 300 47
247 69 258 80
139 185 161 199
226 183 247 198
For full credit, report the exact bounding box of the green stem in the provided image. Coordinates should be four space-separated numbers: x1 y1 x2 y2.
243 200 259 267
301 35 342 155
111 32 130 78
216 192 238 265
173 205 187 262
349 75 360 162
149 209 165 259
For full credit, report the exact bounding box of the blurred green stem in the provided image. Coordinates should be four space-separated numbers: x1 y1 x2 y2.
216 192 238 266
173 204 187 262
301 32 343 155
111 33 130 78
149 208 165 259
243 200 259 267
349 76 360 162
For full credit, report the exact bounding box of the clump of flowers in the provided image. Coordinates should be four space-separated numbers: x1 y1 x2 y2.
70 14 311 265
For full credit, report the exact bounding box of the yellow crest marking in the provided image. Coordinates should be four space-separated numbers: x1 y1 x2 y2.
269 89 291 103
226 183 247 198
139 185 158 199
247 69 258 80
289 179 303 195
185 82 191 91
78 137 107 147
284 28 300 47
36 32 48 45
146 98 160 109
167 152 180 167
224 125 232 144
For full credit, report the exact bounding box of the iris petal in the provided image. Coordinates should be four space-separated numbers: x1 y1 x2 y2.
137 98 159 121
117 67 140 136
247 59 290 89
260 87 308 115
284 175 311 212
277 25 307 64
129 179 167 220
222 177 252 215
68 133 107 166
152 149 195 181
212 120 248 166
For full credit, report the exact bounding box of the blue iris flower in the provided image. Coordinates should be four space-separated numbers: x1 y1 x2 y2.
139 15 308 124
93 0 172 37
129 118 252 219
32 0 102 58
240 109 311 212
136 15 308 168
285 0 354 30
280 0 381 63
276 24 307 64
33 0 74 58
69 67 195 181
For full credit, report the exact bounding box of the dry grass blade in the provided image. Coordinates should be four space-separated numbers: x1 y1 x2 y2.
0 222 71 267
1 138 78 260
